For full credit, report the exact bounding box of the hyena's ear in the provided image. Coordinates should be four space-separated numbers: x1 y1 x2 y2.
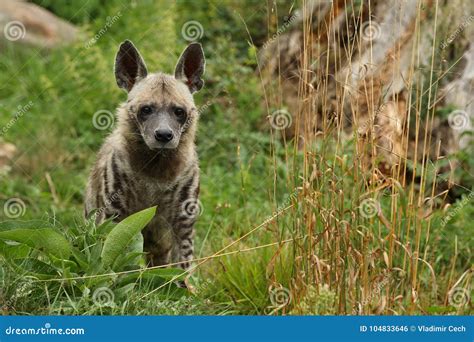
174 43 205 93
114 40 148 92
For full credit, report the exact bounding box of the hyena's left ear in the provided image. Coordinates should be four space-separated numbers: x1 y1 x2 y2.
174 43 205 93
115 40 148 92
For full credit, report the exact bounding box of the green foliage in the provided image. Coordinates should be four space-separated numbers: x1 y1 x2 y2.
291 285 337 315
0 226 71 259
101 207 156 268
0 208 186 313
30 0 122 24
0 0 471 316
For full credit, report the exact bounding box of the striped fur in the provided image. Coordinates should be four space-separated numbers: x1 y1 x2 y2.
85 41 204 272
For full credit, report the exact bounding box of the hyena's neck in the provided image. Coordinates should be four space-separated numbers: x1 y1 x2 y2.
126 138 195 182
115 107 197 183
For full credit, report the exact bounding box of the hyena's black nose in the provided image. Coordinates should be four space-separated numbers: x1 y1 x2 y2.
154 129 174 143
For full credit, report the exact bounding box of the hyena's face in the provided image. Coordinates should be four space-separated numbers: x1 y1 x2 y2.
127 74 196 150
114 41 205 150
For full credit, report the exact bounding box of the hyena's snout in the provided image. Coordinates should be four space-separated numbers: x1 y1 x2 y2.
140 110 183 150
154 128 174 143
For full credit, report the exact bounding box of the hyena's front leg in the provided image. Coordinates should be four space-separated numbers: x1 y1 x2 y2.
173 170 200 271
143 215 174 267
175 215 196 270
175 195 200 270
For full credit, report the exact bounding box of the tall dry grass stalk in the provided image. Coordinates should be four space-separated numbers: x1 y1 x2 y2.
264 0 471 314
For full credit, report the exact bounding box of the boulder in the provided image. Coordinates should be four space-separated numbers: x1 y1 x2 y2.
0 0 77 48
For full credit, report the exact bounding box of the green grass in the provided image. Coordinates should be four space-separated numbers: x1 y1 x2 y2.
0 0 472 315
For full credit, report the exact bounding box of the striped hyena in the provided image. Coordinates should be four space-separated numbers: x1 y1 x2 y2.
84 40 205 272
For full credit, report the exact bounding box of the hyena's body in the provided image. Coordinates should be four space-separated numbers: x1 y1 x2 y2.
84 41 205 270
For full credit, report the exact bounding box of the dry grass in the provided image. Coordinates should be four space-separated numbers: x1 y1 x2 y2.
259 0 472 315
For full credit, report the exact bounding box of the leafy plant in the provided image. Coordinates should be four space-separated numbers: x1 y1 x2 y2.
0 207 188 313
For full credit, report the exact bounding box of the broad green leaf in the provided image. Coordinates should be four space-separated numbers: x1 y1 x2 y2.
50 256 80 271
0 240 30 259
0 220 51 230
128 232 144 254
0 228 71 258
113 233 145 269
113 252 144 271
101 207 156 269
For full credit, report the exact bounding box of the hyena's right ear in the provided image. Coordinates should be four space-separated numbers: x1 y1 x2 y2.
114 40 148 92
174 43 205 93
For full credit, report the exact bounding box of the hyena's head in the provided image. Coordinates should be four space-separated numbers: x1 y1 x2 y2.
115 40 205 150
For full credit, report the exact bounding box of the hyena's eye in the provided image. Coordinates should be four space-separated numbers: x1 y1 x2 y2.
138 105 153 118
174 107 186 119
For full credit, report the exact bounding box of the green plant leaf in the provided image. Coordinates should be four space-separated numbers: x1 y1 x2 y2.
0 240 30 259
101 206 156 269
0 228 71 259
70 247 89 270
12 258 59 279
113 233 145 270
0 220 51 230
